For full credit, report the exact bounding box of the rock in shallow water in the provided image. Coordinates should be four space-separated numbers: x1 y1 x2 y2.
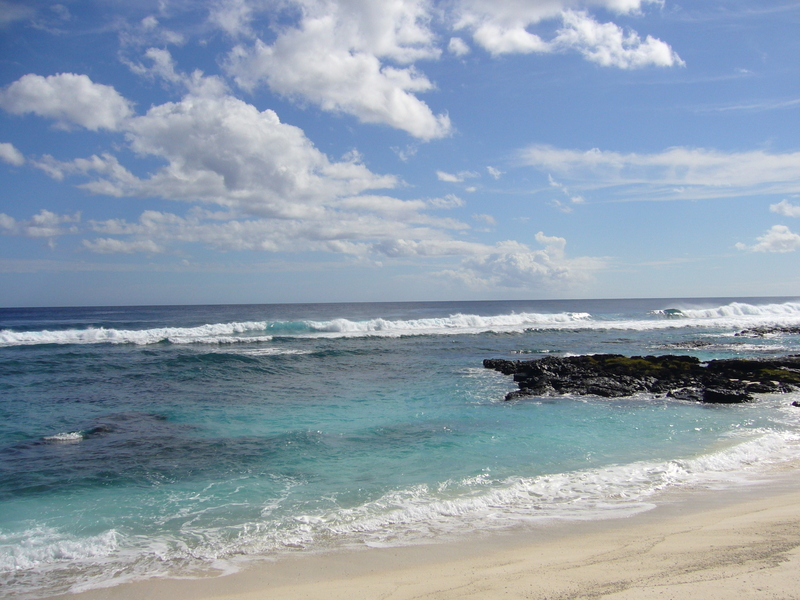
484 354 800 403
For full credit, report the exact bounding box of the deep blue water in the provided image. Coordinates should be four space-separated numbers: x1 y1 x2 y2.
2 297 800 598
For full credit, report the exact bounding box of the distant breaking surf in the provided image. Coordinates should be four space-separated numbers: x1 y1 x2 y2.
2 301 800 347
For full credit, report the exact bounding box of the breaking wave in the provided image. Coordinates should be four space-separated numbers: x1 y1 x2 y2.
3 301 800 348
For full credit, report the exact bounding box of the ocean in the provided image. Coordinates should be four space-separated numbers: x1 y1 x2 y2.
2 297 800 598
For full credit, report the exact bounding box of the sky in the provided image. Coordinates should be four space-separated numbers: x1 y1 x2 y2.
1 0 800 307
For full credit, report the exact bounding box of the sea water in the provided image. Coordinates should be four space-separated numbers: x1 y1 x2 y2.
2 297 800 598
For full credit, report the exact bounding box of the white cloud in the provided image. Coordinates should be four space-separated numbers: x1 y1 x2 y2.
32 153 139 191
83 238 166 254
471 21 549 55
445 233 604 289
554 10 683 69
0 209 80 238
125 47 186 85
454 0 679 68
548 174 584 207
737 225 800 253
770 199 800 218
0 73 134 131
369 231 604 290
117 14 185 48
78 202 603 292
437 169 478 182
83 207 466 257
521 145 800 200
209 0 255 38
17 70 483 264
371 238 489 257
0 141 24 166
224 0 450 140
473 213 496 226
550 199 574 213
35 77 397 220
336 194 427 217
448 36 470 56
428 194 465 209
486 166 502 179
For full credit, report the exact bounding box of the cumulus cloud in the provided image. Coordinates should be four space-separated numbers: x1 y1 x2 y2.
0 209 80 239
454 0 680 67
209 0 255 38
554 10 683 69
34 75 397 220
368 231 604 290
0 142 24 166
0 73 134 131
770 199 800 218
10 69 489 267
124 47 186 85
224 0 451 140
209 0 680 141
445 233 604 289
737 225 800 253
520 145 800 200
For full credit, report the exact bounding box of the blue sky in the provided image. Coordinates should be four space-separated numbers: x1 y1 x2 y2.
1 0 800 306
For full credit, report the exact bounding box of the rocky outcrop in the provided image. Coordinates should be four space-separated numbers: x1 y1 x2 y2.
735 326 800 337
483 354 800 402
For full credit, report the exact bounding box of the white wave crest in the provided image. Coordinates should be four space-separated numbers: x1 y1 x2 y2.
3 301 800 348
0 322 273 347
43 432 83 443
181 431 800 559
283 431 800 546
305 312 592 337
0 313 591 347
0 527 120 573
679 301 800 319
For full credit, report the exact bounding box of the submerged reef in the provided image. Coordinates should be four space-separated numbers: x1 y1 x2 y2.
484 354 800 403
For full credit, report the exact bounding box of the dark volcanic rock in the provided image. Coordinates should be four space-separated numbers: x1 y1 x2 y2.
702 388 753 404
667 388 704 402
735 326 800 337
484 354 800 403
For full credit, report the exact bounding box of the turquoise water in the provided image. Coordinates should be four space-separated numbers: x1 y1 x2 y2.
2 297 800 598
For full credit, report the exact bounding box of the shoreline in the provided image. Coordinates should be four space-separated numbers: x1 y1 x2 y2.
48 467 800 600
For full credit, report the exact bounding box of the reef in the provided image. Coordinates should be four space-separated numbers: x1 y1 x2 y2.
483 354 800 403
735 326 800 337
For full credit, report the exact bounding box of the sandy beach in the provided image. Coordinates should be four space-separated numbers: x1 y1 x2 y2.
50 471 800 600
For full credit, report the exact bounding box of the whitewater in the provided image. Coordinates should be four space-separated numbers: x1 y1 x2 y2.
2 297 800 599
3 300 800 348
